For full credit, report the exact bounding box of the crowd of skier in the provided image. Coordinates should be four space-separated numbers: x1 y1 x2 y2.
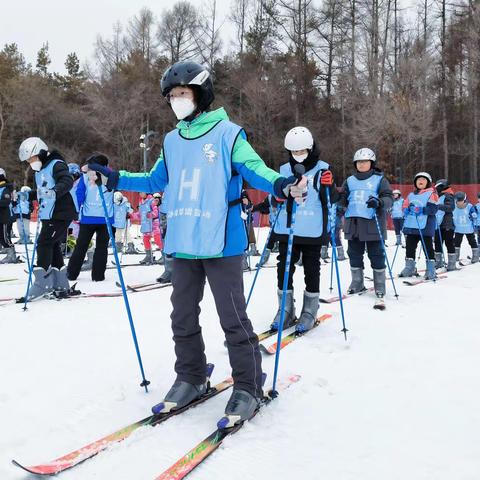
1 60 480 428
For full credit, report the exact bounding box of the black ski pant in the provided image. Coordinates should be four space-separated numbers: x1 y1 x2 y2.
405 234 435 260
347 238 385 270
434 228 455 254
36 219 70 270
276 242 321 292
454 232 478 249
393 218 404 236
170 255 263 399
67 223 109 281
0 222 13 248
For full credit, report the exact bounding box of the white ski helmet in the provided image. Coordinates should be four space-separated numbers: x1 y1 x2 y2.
19 137 48 162
414 171 432 184
0 167 5 176
353 148 376 163
20 186 31 193
284 127 314 152
392 189 401 195
114 191 123 204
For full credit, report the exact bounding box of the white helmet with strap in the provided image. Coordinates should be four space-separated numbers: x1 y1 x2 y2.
353 148 376 163
392 189 401 195
284 127 314 151
18 137 48 162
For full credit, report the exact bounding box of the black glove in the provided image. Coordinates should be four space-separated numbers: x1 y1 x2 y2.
87 163 120 190
366 196 382 209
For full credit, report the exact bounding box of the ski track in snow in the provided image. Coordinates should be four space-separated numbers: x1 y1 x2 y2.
1 228 480 480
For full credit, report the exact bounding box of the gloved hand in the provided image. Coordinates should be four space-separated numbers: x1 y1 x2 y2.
470 211 478 219
281 175 308 205
38 187 56 201
320 170 333 185
408 203 422 215
84 163 119 190
366 196 382 209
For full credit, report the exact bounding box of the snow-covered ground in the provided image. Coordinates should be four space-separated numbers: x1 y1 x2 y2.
1 226 479 480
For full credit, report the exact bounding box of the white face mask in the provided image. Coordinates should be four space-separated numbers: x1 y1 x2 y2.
292 153 308 163
29 160 42 172
170 97 196 120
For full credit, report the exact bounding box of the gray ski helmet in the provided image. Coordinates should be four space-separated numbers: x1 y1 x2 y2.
435 178 450 193
414 171 432 186
68 163 80 175
454 191 467 203
161 61 214 112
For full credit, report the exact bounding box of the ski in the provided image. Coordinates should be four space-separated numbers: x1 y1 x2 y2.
223 321 299 348
12 374 235 476
320 287 375 304
259 313 332 355
115 281 171 292
154 374 301 480
402 274 447 286
0 277 18 283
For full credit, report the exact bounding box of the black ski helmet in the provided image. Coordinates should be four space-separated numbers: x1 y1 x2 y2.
435 178 450 194
454 191 467 203
161 61 214 112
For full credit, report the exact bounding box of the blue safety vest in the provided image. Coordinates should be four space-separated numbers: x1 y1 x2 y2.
138 198 154 233
391 197 404 219
403 190 434 230
70 179 80 213
274 161 328 237
114 200 131 229
162 120 243 256
345 174 383 219
435 195 446 226
35 159 62 220
475 202 480 227
80 174 114 220
453 204 475 234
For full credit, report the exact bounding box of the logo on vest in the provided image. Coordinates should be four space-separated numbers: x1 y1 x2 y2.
203 144 217 163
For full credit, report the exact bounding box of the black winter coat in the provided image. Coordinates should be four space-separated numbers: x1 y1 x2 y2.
0 181 14 224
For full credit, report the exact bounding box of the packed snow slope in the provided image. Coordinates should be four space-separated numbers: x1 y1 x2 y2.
0 228 479 480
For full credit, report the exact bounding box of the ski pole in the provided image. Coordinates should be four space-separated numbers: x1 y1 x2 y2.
246 205 282 308
98 185 150 392
246 209 253 271
373 212 399 299
326 188 349 340
328 204 337 292
272 165 304 395
415 214 436 281
22 215 42 311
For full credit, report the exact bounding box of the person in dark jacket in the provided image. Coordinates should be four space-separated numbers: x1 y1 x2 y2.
339 148 393 303
399 172 438 280
433 179 456 270
12 186 34 245
18 137 76 299
67 153 114 282
0 168 20 264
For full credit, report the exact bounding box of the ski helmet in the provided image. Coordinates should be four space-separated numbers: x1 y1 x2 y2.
353 148 376 163
161 61 214 112
20 186 31 193
284 127 314 152
153 192 162 199
19 137 48 162
86 153 109 167
114 191 123 204
392 189 401 195
0 167 5 177
435 178 450 193
68 163 81 175
454 191 467 203
414 171 432 186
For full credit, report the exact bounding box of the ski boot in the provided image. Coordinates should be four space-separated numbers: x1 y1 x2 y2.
247 243 260 256
295 290 319 333
126 242 139 254
399 258 417 277
115 241 124 253
156 255 173 284
271 242 279 253
424 259 436 280
446 253 458 271
347 267 366 294
81 251 94 271
395 234 402 246
218 389 261 429
52 266 71 298
256 249 271 267
140 250 154 265
336 246 346 261
373 268 386 310
242 253 250 271
26 267 55 301
320 245 330 261
151 379 208 414
434 252 444 269
270 289 296 331
295 252 303 266
0 247 21 264
471 248 479 264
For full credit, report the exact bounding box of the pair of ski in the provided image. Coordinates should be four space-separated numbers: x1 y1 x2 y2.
115 280 171 292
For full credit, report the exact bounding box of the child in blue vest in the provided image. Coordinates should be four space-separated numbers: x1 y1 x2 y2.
340 148 393 307
273 126 337 332
475 192 480 246
433 179 456 270
452 191 479 263
138 192 162 265
87 61 307 425
399 172 438 279
113 191 134 253
0 167 19 264
12 186 34 245
67 153 114 282
390 189 404 246
18 137 76 298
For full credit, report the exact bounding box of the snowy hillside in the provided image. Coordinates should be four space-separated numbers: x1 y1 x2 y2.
1 227 479 480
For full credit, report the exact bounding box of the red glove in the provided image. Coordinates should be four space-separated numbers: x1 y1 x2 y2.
320 170 333 185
